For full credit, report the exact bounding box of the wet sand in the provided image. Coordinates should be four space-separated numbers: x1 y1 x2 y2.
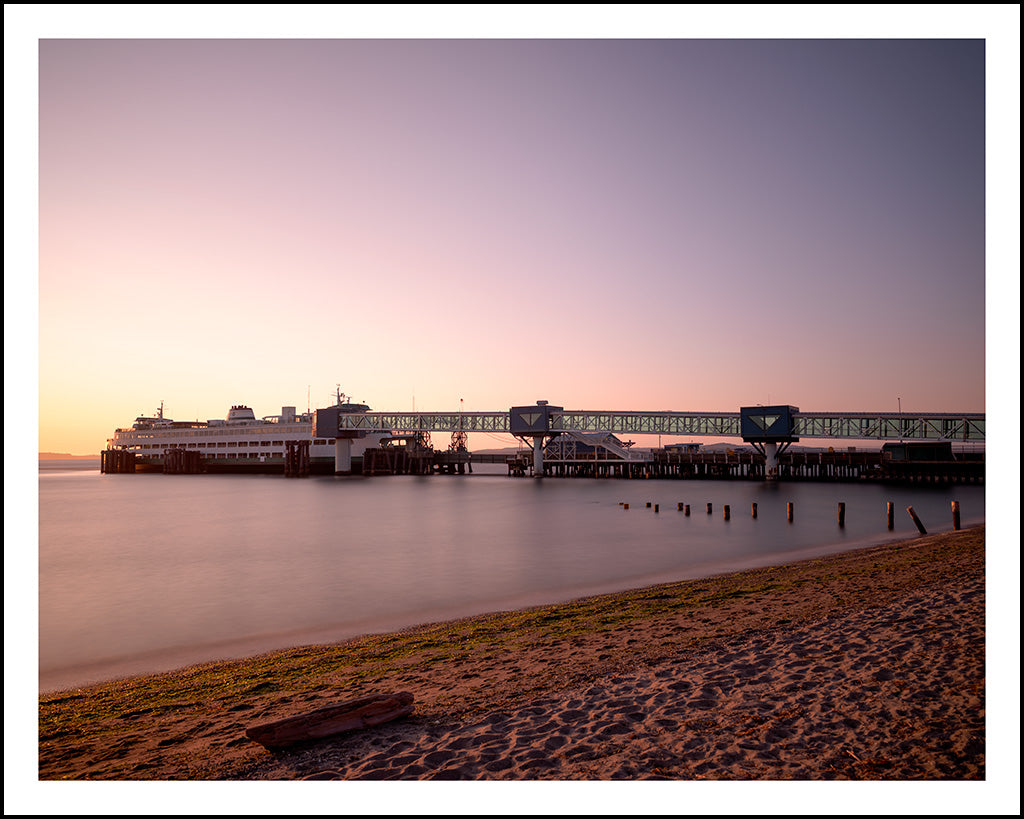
36 527 988 789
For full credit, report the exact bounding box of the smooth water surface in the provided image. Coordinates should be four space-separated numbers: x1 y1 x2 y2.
39 463 984 691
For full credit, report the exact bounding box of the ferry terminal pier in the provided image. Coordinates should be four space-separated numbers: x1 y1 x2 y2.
103 400 984 484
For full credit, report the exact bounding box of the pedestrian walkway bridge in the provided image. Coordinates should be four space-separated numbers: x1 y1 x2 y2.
324 406 985 442
317 401 984 480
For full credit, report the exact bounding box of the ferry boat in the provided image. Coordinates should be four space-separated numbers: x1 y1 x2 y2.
105 394 390 474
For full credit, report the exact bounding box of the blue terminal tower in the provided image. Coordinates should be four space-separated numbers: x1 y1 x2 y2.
740 405 799 481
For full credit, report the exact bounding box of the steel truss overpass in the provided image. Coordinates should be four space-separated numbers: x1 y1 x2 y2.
325 409 985 442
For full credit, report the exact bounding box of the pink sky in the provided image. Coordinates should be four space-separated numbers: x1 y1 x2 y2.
13 12 1016 457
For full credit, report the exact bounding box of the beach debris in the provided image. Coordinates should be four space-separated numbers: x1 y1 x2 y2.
245 691 415 750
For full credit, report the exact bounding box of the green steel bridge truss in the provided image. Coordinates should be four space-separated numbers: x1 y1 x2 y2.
334 410 985 441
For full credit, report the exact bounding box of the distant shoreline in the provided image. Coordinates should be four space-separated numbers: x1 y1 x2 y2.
38 453 101 460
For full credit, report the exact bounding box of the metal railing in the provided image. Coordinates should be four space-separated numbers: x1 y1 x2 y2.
333 409 985 442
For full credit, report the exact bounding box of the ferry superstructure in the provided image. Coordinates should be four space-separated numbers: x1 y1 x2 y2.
106 400 389 474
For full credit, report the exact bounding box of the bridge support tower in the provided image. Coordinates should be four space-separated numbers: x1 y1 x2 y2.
741 405 799 481
315 403 369 475
509 401 563 478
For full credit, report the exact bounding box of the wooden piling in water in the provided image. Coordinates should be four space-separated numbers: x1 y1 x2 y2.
838 502 845 528
887 502 894 530
787 502 794 522
907 505 927 534
952 500 961 530
684 504 690 516
706 502 713 515
751 502 757 518
285 440 310 477
723 504 730 521
100 448 137 474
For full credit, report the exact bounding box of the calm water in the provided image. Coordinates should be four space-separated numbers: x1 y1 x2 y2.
38 462 984 692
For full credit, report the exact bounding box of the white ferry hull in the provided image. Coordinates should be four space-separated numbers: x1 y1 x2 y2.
105 403 386 475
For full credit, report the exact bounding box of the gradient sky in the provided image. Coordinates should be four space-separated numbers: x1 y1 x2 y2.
23 20 1008 455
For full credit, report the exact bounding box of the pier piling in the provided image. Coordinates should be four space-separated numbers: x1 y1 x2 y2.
907 506 927 535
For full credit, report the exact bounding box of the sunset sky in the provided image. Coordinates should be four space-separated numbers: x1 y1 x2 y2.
13 9 1017 455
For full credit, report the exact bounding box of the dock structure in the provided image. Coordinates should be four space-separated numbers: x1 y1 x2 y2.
102 400 985 483
100 448 137 474
324 406 984 442
317 401 984 481
162 447 203 474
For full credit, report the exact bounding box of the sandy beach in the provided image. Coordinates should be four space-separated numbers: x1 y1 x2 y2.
34 525 992 791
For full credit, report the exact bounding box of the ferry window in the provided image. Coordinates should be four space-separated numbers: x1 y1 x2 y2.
238 442 247 447
250 441 259 446
272 440 283 446
314 439 326 445
217 442 226 448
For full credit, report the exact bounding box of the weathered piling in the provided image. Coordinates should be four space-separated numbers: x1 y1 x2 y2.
787 502 794 522
684 504 690 516
285 440 311 477
723 504 730 521
838 502 846 528
907 505 927 535
887 502 895 530
952 500 961 530
100 448 136 474
163 447 203 474
706 502 713 515
751 502 757 519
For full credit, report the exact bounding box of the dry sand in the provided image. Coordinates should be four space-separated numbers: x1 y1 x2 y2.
36 526 991 791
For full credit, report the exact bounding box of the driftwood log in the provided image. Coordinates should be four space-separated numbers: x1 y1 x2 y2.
245 691 415 750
